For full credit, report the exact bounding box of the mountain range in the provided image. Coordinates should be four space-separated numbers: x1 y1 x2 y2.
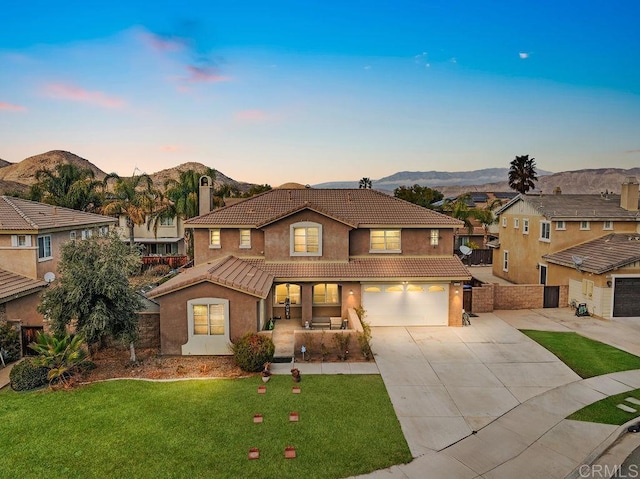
0 150 639 198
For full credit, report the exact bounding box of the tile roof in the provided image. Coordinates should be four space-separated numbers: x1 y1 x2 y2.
0 268 48 303
497 193 640 221
148 256 275 299
148 255 470 298
0 196 117 232
186 188 463 228
543 233 640 274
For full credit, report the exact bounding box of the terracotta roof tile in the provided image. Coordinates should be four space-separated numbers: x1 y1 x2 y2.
543 233 640 274
148 255 470 298
0 269 47 303
186 189 463 228
0 196 117 231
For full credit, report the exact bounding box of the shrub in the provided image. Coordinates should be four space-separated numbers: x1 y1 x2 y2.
333 332 352 361
9 358 49 392
0 323 21 363
357 319 373 361
29 332 89 385
231 333 275 372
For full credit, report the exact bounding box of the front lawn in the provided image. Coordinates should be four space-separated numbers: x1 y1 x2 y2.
568 388 640 425
520 330 640 378
0 375 410 479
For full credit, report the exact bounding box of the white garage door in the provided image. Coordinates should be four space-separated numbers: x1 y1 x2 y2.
362 283 449 326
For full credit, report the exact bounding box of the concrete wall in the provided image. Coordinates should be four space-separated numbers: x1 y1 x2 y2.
493 284 544 310
472 283 495 313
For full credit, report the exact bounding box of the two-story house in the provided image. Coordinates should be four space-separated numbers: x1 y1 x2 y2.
0 196 117 349
490 177 640 316
147 185 471 355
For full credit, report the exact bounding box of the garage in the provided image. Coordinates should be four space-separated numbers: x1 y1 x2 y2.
613 277 640 317
362 283 449 326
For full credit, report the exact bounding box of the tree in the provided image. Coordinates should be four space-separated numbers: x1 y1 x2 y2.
38 232 144 362
508 154 538 194
242 184 272 197
28 163 104 212
359 177 372 189
393 184 444 208
100 172 158 250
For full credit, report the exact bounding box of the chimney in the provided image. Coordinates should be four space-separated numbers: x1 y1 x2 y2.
553 186 562 195
199 175 213 215
620 177 639 212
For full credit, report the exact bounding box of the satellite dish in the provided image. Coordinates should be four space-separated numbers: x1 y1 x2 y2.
460 245 472 256
44 272 56 283
571 255 588 272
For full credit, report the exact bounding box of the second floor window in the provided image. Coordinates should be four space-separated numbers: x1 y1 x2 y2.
540 221 551 241
556 221 566 230
514 218 519 229
603 221 613 230
209 229 221 248
160 217 174 226
580 221 590 230
370 229 401 252
11 234 31 247
81 229 93 240
38 235 52 260
291 222 321 255
523 219 529 234
239 229 251 248
430 229 439 246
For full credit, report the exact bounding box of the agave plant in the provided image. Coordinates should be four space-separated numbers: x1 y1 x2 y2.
29 332 89 386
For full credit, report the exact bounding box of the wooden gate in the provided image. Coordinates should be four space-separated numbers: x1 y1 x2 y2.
543 286 559 308
21 326 43 356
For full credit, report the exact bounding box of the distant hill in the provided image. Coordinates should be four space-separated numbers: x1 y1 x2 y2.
0 150 254 196
314 168 553 190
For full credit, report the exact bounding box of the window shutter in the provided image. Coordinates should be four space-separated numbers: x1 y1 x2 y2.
11 235 17 247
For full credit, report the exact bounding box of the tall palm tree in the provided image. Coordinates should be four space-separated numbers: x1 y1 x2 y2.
508 154 538 194
359 177 372 189
29 163 103 212
100 172 158 250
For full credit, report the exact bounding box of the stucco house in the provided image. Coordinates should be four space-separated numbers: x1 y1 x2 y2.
490 177 640 314
147 186 471 355
0 196 117 347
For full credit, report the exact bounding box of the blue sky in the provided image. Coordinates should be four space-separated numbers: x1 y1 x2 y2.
1 1 639 186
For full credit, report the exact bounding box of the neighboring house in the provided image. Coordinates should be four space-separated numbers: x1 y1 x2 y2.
0 196 117 341
116 214 188 269
148 186 471 355
542 233 640 318
490 177 640 313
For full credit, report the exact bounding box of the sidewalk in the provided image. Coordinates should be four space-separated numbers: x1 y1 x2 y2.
0 361 15 389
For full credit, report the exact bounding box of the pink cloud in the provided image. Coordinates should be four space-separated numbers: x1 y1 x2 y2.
160 145 180 152
140 31 186 53
0 102 27 112
184 65 230 84
44 83 126 109
234 109 271 123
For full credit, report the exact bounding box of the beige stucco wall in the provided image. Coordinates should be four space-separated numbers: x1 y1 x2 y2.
4 292 45 327
349 228 455 256
493 201 640 285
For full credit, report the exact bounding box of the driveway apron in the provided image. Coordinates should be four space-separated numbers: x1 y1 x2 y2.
371 313 581 457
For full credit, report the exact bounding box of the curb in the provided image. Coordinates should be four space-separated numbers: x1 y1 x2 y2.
565 417 640 479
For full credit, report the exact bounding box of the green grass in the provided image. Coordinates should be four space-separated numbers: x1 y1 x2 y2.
568 388 640 425
0 375 410 479
520 330 640 378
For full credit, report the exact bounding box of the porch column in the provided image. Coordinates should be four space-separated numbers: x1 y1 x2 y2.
301 284 313 323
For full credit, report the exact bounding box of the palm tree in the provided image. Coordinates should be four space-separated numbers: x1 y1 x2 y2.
28 163 103 212
100 172 158 250
508 155 538 194
359 177 372 189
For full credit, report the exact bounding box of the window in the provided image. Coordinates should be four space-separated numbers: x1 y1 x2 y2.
290 222 321 256
239 229 251 248
514 218 519 229
582 279 594 298
363 286 382 293
81 229 93 240
523 219 529 234
69 231 77 241
274 284 301 305
209 229 221 248
556 221 566 230
430 229 439 246
99 226 109 237
540 221 551 241
313 283 339 304
502 217 507 227
603 221 613 230
580 221 590 230
370 229 401 252
159 217 174 226
192 303 225 335
503 250 509 272
37 235 52 260
407 285 424 292
11 234 31 247
385 285 403 292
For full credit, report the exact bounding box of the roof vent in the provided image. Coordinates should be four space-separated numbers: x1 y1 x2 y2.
553 186 561 195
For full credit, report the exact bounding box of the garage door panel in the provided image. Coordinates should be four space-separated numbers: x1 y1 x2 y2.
613 277 640 317
362 283 449 326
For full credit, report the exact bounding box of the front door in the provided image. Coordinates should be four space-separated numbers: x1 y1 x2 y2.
21 326 43 356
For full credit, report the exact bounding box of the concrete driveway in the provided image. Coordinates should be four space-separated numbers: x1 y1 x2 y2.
371 312 581 457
